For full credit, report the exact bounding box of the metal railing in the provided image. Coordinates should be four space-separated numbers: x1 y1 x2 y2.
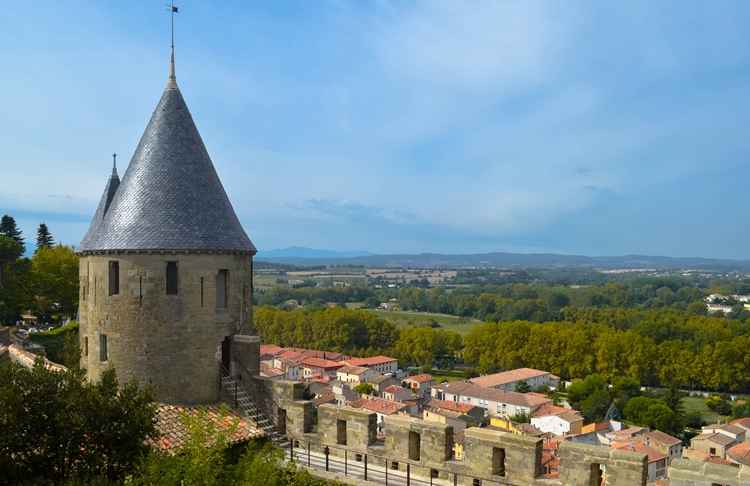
285 441 510 486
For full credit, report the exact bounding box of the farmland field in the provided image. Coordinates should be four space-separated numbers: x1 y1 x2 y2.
367 309 484 335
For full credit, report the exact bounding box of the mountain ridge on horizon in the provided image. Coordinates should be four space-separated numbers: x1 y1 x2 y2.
256 246 750 271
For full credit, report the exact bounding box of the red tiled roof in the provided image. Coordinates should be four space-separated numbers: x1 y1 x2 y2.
469 368 556 388
731 417 750 430
301 357 344 370
404 374 433 384
728 442 750 466
645 430 681 447
345 355 398 367
533 403 582 422
350 398 408 415
426 399 478 414
152 404 263 452
434 381 552 409
612 442 667 463
259 344 284 356
259 363 284 378
338 365 370 375
384 385 409 394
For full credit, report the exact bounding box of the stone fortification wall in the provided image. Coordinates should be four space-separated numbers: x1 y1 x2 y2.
79 253 252 403
667 458 750 485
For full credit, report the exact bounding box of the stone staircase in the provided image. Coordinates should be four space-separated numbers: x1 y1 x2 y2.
219 372 289 448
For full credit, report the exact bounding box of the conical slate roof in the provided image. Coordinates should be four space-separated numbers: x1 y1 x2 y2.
79 66 255 254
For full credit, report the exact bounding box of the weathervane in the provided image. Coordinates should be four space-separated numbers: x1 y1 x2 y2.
167 1 179 79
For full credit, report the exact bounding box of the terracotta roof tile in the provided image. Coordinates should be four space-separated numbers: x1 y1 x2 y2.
469 368 556 388
151 404 263 453
404 374 433 384
344 355 398 367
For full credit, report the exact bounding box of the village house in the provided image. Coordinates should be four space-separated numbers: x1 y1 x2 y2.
431 381 551 418
300 357 344 380
348 397 412 434
423 399 484 433
330 380 360 406
469 367 560 391
727 442 750 466
368 373 398 396
730 417 750 440
343 355 399 375
382 384 416 403
530 403 583 436
402 374 434 398
642 430 683 463
336 365 376 385
612 441 668 481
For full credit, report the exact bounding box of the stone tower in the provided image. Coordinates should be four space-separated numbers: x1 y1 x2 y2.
78 56 256 404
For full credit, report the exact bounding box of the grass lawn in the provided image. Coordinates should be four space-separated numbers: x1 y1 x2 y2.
682 396 722 425
367 309 484 335
429 368 468 383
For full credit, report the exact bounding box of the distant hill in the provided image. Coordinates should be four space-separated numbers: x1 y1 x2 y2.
256 249 750 271
257 246 373 260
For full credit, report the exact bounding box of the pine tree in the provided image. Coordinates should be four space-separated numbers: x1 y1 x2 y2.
0 214 25 254
36 223 55 251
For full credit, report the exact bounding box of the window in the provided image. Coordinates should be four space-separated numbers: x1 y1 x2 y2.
216 269 229 309
139 276 143 306
336 419 347 445
108 261 119 295
710 447 717 456
430 469 439 479
492 447 506 476
408 431 421 461
166 262 178 295
84 337 88 356
590 464 604 486
473 479 482 486
99 334 108 362
391 461 399 470
200 277 205 307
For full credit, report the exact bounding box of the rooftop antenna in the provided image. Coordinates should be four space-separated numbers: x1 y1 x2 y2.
112 153 118 175
167 1 179 81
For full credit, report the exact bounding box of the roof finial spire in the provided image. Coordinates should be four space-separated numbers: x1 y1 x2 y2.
112 153 118 176
168 2 179 84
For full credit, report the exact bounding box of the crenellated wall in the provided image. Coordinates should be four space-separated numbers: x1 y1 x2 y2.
667 458 750 485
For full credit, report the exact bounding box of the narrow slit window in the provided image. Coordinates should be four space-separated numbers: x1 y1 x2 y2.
84 337 89 356
99 334 108 362
200 277 204 307
139 276 143 306
492 447 506 476
409 431 421 461
216 269 229 309
108 261 119 296
166 261 178 295
336 419 347 445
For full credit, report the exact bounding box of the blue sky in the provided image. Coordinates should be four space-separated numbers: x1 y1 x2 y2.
1 1 748 258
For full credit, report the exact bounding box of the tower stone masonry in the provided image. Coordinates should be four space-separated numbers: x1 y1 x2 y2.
77 57 255 404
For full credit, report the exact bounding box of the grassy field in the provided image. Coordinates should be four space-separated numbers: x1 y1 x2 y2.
682 396 722 425
367 309 484 335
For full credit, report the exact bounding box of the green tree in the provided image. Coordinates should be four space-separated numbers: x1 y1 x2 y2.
0 360 156 483
580 388 612 422
624 396 681 435
31 245 79 320
0 235 23 287
515 381 531 393
0 214 25 253
354 383 375 395
35 222 55 251
567 374 609 411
